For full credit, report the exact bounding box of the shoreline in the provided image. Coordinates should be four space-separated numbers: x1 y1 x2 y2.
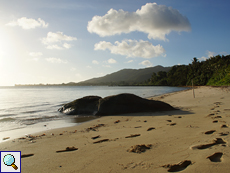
0 86 188 143
145 86 192 100
1 86 230 172
0 116 100 144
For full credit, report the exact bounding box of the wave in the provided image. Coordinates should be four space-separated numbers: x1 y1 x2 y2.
2 103 52 112
0 117 16 122
0 114 17 117
20 110 45 114
19 115 64 125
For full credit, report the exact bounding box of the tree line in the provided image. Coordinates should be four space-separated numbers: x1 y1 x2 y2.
146 55 230 86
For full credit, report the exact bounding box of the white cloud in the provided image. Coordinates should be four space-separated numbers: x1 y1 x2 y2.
88 3 191 41
199 56 207 61
92 60 99 64
29 52 43 57
86 65 92 68
28 52 43 61
207 51 215 58
46 45 63 50
126 60 134 63
198 50 216 61
6 17 48 29
220 51 228 56
41 32 77 50
63 43 72 49
46 57 68 64
139 60 153 67
95 39 165 58
103 65 111 68
108 58 117 64
42 32 77 44
70 68 76 71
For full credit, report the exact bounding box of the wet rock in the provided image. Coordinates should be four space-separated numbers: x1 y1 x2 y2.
58 96 101 115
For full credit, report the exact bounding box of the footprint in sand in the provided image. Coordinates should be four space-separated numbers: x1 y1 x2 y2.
191 138 226 150
204 130 216 135
21 154 34 158
219 132 229 136
213 120 218 123
114 120 120 124
127 144 152 153
214 102 223 106
147 127 155 131
2 137 10 140
125 134 141 138
221 124 228 128
175 116 182 118
169 123 176 126
207 113 215 117
91 135 100 139
207 152 223 162
93 139 109 144
206 113 216 118
162 160 192 172
214 110 221 114
86 124 105 132
56 146 78 153
212 116 222 119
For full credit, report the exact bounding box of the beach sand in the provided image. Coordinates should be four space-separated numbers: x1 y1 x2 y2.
1 86 230 172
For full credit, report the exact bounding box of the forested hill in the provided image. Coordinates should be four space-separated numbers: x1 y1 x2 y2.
76 65 171 86
147 55 230 86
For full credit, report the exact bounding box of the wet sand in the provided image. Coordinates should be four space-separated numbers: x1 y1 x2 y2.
1 86 230 173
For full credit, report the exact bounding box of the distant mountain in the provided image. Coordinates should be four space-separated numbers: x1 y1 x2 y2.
76 65 171 86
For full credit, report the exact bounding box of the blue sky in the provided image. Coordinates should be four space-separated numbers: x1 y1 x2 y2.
0 0 229 86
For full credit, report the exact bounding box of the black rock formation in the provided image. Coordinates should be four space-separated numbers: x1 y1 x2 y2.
58 93 176 116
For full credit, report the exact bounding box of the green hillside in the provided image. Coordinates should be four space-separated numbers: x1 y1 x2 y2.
77 65 171 86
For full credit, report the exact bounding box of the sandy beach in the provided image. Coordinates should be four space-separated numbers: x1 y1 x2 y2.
1 86 230 173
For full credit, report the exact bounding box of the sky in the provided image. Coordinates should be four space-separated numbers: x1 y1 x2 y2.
0 0 230 86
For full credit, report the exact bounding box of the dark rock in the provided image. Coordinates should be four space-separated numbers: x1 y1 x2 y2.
95 93 176 116
58 96 101 115
58 93 176 116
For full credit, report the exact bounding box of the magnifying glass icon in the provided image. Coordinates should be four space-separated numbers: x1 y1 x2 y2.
3 154 18 170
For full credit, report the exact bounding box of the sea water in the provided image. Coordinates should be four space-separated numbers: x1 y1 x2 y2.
0 86 187 141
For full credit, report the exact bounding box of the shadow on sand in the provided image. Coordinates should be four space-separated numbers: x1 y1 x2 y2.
69 109 193 124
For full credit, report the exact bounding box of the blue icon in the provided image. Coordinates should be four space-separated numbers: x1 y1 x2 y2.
3 154 18 170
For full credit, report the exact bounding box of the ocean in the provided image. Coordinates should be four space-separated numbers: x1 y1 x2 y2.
0 86 187 142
